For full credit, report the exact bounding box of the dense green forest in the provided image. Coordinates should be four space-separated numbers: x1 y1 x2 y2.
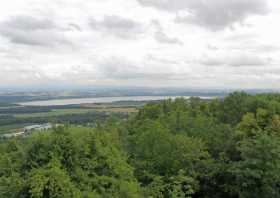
1 92 280 197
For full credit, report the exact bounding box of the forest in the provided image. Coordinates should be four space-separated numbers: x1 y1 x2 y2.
1 92 280 198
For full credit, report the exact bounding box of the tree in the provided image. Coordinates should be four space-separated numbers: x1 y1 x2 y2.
28 158 81 198
230 135 280 198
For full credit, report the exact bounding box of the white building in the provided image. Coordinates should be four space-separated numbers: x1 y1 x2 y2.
24 123 53 134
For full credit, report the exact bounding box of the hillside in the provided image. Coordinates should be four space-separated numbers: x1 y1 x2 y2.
1 92 280 197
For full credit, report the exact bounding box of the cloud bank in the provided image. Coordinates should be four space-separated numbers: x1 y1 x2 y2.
0 0 279 89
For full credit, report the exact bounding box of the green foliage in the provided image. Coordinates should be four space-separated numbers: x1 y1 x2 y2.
230 135 280 198
28 159 81 198
2 92 280 197
0 127 142 198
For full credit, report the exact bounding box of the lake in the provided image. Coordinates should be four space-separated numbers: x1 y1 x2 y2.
18 96 216 106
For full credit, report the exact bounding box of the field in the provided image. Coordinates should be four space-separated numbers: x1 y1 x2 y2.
0 102 140 135
14 107 138 118
14 108 99 118
0 123 31 134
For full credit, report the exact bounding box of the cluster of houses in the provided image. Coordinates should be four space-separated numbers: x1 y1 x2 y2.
23 123 53 134
1 123 53 138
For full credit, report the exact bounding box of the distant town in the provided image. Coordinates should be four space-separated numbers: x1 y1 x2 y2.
0 123 54 138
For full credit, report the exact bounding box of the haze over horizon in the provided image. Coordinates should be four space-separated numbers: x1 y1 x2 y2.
1 0 280 89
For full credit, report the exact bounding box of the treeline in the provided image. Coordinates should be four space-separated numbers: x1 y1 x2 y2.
1 92 280 197
0 112 129 126
0 105 91 114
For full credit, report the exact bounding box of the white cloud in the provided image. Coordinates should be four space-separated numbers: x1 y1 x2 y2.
201 54 271 67
138 0 269 30
0 0 279 89
0 15 73 47
89 15 145 39
152 20 183 45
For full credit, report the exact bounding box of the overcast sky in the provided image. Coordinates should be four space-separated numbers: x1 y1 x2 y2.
0 0 280 89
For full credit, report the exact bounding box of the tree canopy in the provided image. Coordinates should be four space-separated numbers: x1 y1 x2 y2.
1 92 280 197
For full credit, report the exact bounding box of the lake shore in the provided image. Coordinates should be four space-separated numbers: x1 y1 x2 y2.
18 95 217 106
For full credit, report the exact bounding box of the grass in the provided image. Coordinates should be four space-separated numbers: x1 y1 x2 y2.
95 107 138 113
14 107 138 118
0 123 30 134
14 108 97 118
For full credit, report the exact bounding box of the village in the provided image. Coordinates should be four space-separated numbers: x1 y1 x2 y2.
0 123 53 138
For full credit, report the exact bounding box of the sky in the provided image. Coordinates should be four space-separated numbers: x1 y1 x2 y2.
0 0 280 89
